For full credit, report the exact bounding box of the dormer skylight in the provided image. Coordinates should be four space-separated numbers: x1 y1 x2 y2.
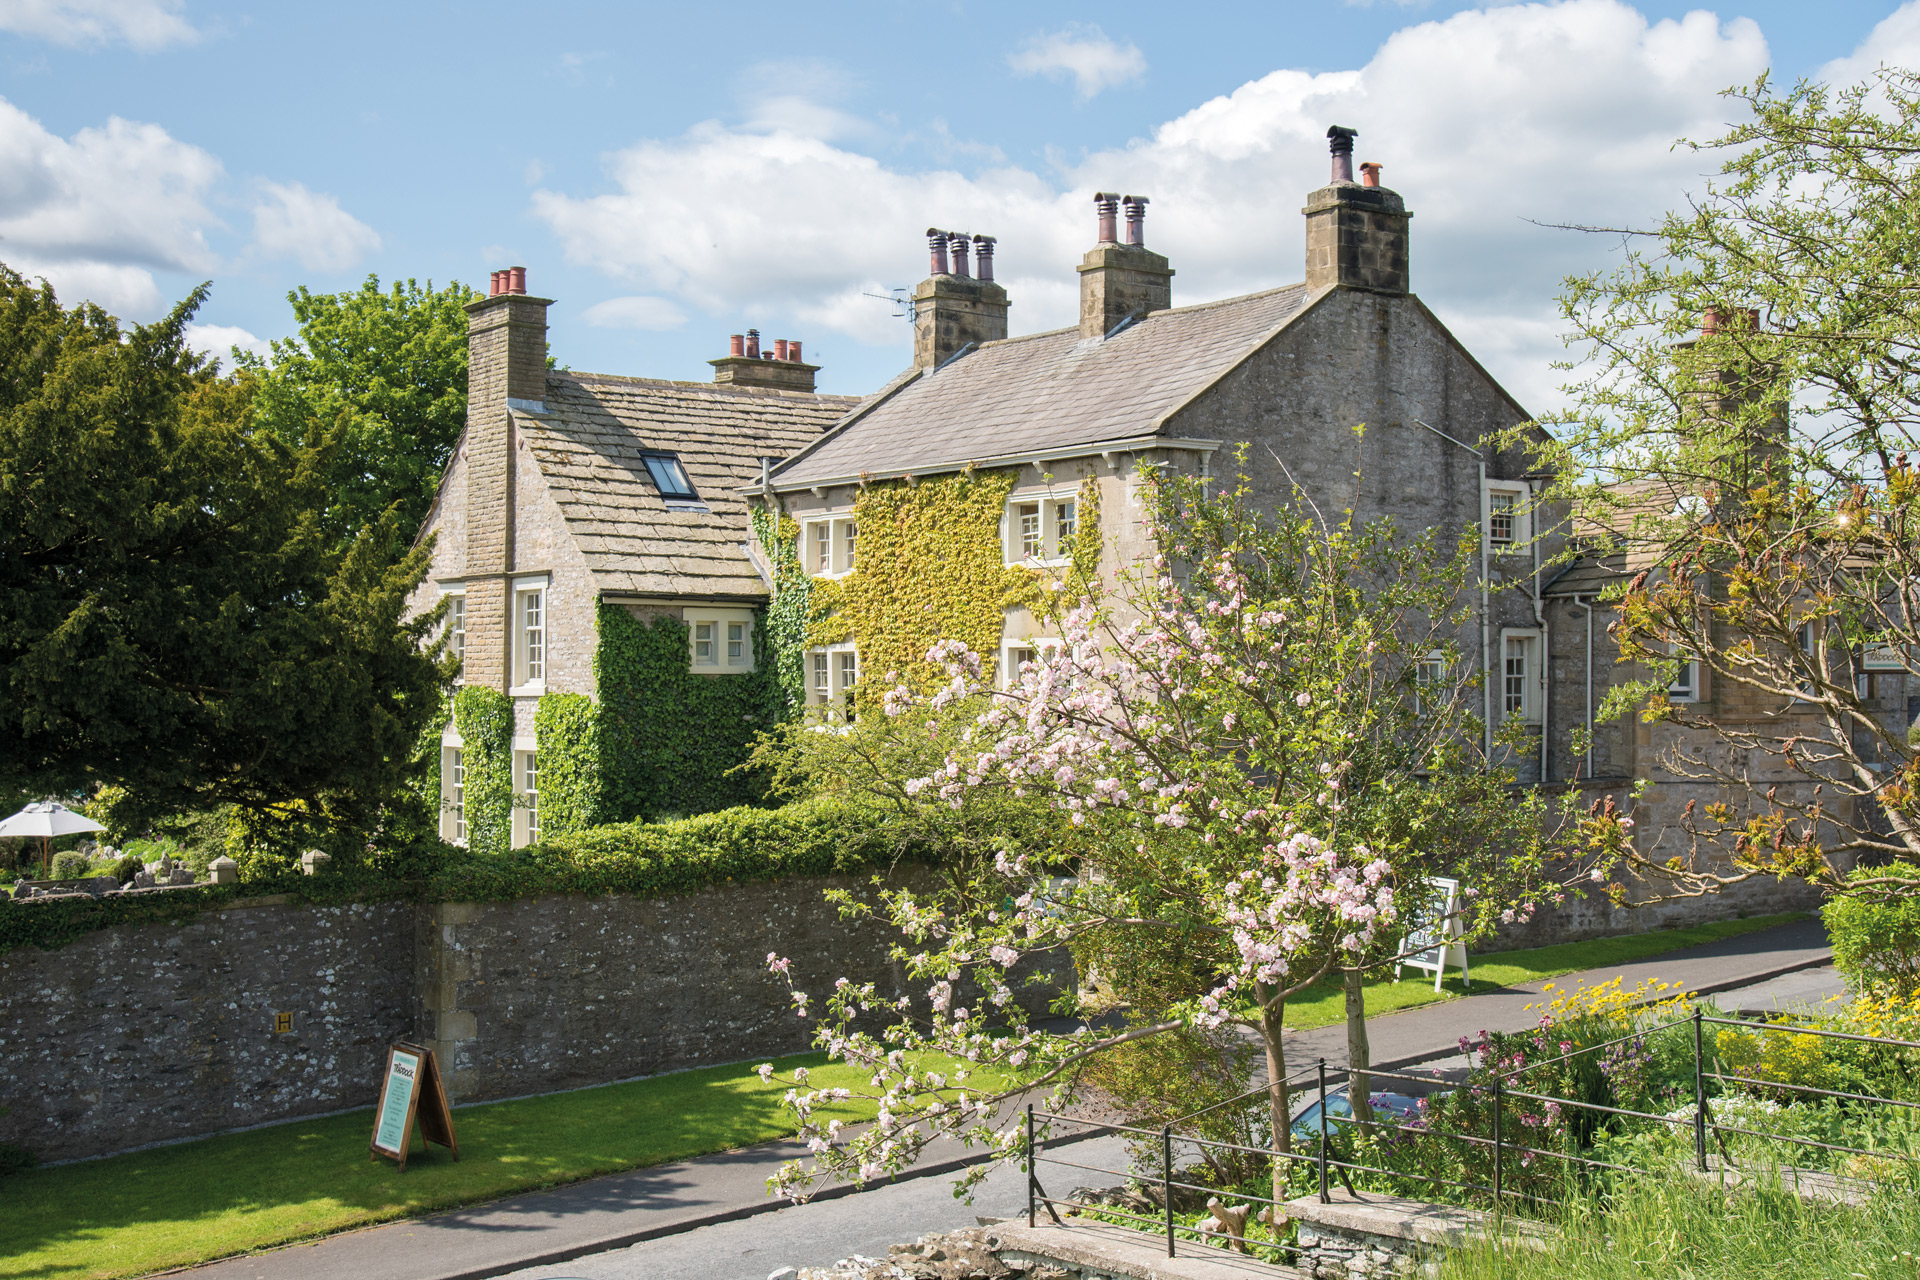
641 453 700 502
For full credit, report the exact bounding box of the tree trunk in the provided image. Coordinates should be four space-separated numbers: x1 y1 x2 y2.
1257 981 1292 1207
1344 965 1374 1127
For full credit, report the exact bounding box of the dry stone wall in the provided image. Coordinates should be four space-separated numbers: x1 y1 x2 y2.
0 871 1027 1164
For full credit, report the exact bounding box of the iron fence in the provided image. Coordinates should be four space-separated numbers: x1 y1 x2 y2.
1022 1008 1920 1261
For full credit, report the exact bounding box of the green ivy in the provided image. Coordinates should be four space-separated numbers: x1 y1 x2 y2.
751 505 813 719
594 604 780 822
451 685 514 855
533 692 601 838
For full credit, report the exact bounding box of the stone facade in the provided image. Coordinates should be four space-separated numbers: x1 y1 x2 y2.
0 870 1061 1164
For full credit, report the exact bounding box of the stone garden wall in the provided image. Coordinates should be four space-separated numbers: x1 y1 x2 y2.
0 870 1047 1164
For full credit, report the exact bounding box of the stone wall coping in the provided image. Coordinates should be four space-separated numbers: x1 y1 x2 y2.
993 1220 1305 1279
222 894 294 910
1284 1190 1551 1248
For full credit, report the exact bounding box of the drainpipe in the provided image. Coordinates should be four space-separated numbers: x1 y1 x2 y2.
1412 419 1491 758
1530 478 1548 785
1576 597 1596 779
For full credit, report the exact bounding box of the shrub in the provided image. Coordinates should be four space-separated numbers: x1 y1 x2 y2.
1824 865 1920 997
48 851 89 881
109 853 143 883
0 1143 36 1179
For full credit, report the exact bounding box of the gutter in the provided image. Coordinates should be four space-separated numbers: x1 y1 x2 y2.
747 434 1225 498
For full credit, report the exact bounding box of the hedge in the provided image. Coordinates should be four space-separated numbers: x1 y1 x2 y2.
0 798 931 956
1825 863 1920 997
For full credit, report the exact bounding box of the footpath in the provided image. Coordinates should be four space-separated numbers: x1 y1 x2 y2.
179 917 1831 1280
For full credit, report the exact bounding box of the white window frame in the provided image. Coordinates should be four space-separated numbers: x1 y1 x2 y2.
510 575 550 695
1414 650 1448 716
511 741 540 849
1483 481 1529 553
999 637 1062 690
440 736 467 846
804 642 860 722
1667 642 1700 703
1500 629 1542 724
799 514 858 578
1004 493 1081 566
686 607 757 674
440 587 466 671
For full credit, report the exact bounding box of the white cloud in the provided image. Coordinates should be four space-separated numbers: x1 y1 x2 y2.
249 180 381 272
1820 0 1920 87
0 0 197 50
0 94 220 315
534 0 1768 412
184 321 271 364
1008 26 1147 101
581 295 689 331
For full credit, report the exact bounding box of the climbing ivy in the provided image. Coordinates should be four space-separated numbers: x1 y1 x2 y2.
751 505 813 719
533 692 601 838
594 603 780 822
768 468 1104 696
450 685 514 855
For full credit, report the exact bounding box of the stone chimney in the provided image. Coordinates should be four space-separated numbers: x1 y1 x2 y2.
1077 193 1173 339
1303 127 1411 294
461 266 551 689
912 228 1010 369
711 328 819 392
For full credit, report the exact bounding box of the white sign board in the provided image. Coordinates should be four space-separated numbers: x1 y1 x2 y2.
1396 877 1469 993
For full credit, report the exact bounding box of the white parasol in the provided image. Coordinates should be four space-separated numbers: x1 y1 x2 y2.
0 800 107 879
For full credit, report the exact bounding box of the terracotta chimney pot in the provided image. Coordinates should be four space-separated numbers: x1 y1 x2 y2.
1359 162 1382 188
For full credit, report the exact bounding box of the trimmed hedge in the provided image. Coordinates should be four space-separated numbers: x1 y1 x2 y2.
0 798 929 956
432 795 932 902
1825 863 1920 997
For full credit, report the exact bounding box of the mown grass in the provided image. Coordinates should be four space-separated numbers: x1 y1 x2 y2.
1282 912 1809 1032
1441 1169 1920 1280
0 1048 949 1280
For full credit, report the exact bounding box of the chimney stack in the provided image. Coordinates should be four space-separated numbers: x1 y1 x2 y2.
1077 191 1173 340
712 331 819 391
461 267 553 688
912 227 1010 369
1302 126 1411 294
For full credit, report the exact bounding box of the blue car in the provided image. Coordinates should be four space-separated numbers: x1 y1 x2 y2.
1289 1088 1428 1141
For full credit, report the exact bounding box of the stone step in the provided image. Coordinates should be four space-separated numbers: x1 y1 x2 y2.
993 1219 1307 1279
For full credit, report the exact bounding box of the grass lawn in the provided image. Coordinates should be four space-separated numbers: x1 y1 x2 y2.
1281 911 1809 1031
0 1048 936 1280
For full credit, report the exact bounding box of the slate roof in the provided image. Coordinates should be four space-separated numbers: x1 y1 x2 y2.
521 372 858 598
769 283 1318 487
1544 549 1627 597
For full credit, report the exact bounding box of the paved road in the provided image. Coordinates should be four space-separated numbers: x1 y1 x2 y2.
181 917 1829 1280
491 1136 1132 1280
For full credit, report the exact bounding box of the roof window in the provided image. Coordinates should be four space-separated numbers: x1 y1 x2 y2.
641 453 700 502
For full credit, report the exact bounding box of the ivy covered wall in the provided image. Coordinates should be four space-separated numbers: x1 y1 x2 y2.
750 505 813 720
760 467 1103 696
451 685 514 856
532 692 600 838
592 604 781 822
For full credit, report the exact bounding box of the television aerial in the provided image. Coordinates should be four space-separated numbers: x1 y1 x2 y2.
862 286 915 322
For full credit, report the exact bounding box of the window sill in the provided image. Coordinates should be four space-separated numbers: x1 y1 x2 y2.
508 681 547 698
691 665 757 677
1007 557 1072 569
809 570 856 581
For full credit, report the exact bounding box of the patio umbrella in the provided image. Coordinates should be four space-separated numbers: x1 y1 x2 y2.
0 801 107 878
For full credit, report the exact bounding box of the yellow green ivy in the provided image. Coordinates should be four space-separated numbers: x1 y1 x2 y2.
783 466 1103 695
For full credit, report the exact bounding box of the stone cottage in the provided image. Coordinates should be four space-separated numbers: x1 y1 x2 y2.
760 129 1555 767
411 270 857 847
753 127 1826 932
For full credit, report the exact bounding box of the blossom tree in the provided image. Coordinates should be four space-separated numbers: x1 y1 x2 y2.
757 462 1573 1207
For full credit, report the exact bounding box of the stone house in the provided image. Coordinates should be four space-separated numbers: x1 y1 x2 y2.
753 128 1826 932
760 131 1556 765
411 270 856 847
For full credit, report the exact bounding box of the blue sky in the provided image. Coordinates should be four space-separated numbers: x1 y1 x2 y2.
4 0 1918 410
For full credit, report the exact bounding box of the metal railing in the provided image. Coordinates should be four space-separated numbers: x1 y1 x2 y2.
1022 1009 1920 1261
